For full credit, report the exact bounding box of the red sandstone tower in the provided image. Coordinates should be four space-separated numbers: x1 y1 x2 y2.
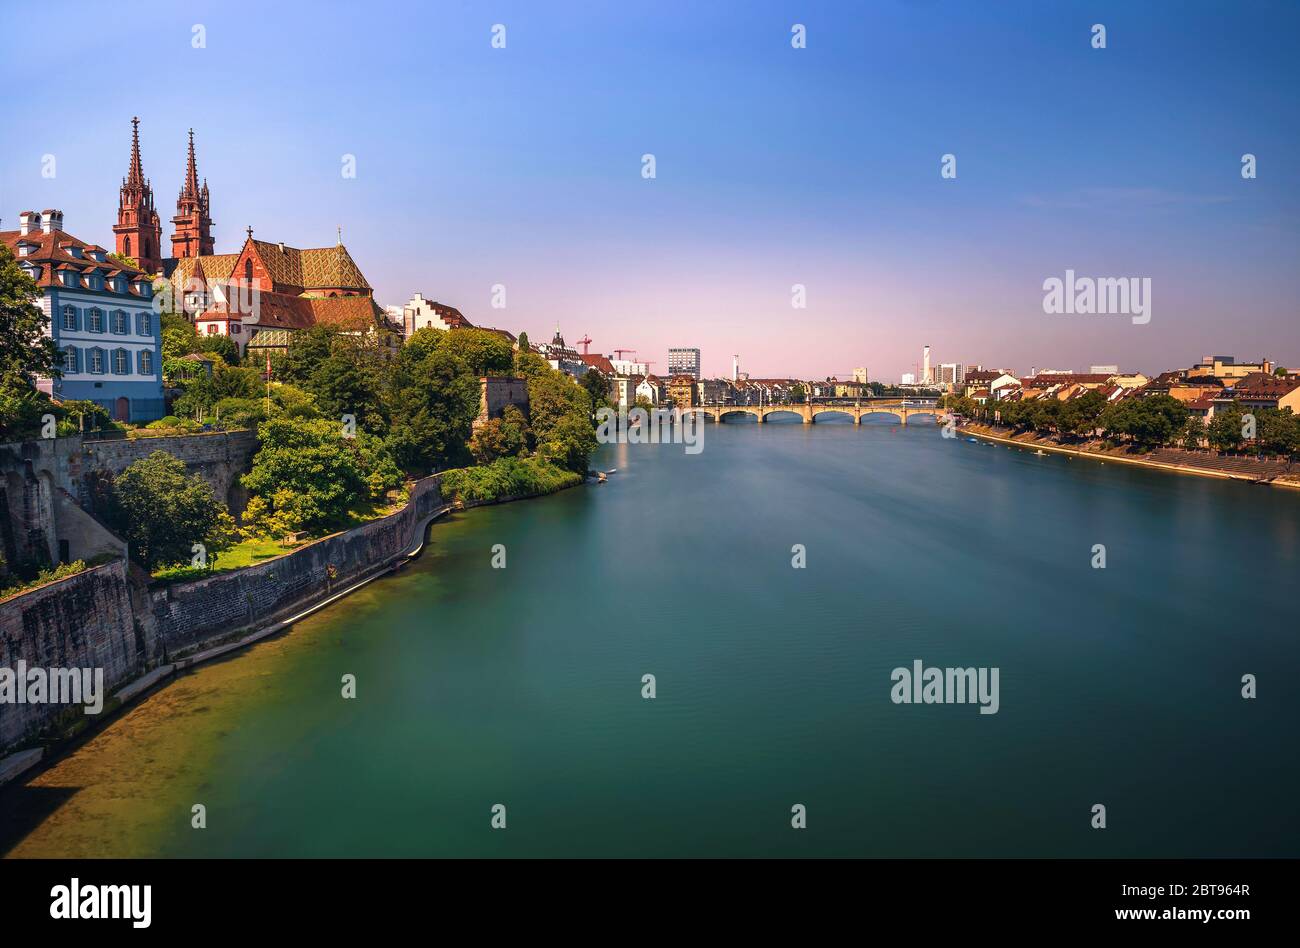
113 117 163 274
171 128 214 259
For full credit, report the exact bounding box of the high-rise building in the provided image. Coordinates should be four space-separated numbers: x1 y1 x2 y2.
937 362 964 385
1089 364 1120 375
669 347 701 380
901 372 916 385
922 345 932 384
733 354 740 383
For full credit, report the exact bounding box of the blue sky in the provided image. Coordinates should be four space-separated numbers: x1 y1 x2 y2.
2 0 1297 379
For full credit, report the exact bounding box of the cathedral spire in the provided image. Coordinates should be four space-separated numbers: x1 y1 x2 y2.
181 128 200 199
115 116 162 273
127 116 144 186
171 127 214 260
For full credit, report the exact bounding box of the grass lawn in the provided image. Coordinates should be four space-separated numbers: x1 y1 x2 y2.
153 535 304 581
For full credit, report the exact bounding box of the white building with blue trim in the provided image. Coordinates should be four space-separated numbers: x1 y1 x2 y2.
2 210 164 422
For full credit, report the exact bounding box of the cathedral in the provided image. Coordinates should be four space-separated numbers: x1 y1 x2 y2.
113 117 212 276
114 117 391 355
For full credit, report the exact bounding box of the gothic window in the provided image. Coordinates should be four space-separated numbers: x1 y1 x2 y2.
244 258 253 284
124 236 132 256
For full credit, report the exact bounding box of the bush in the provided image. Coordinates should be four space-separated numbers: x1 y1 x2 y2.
440 457 581 504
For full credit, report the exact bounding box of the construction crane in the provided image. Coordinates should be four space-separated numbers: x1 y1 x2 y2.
613 349 637 360
576 334 592 355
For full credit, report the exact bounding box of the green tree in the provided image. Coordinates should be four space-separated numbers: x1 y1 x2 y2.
1207 404 1245 452
580 367 609 412
198 333 240 365
0 243 59 439
538 412 598 474
242 416 402 536
383 334 480 474
279 326 389 434
439 328 515 377
104 451 231 570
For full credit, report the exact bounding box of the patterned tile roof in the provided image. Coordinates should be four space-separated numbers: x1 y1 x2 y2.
251 239 370 292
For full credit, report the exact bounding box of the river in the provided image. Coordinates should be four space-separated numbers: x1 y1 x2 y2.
3 417 1297 857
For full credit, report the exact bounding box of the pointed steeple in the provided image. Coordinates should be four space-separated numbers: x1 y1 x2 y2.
171 128 215 260
127 116 144 186
115 116 163 273
181 128 200 199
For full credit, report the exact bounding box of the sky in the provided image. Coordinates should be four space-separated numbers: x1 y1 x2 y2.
2 0 1297 381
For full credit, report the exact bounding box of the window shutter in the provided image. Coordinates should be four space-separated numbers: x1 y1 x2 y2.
73 348 81 373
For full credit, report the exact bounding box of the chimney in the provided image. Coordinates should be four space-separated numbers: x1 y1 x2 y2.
278 241 285 253
40 209 63 234
18 211 35 236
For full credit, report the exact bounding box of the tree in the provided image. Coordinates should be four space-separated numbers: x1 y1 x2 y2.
528 370 589 444
242 416 402 536
1208 404 1245 452
468 411 527 464
439 328 515 377
107 252 139 271
383 335 480 474
1179 415 1205 450
105 451 231 570
198 333 239 365
279 326 389 435
580 367 609 412
516 331 529 352
0 243 59 439
539 412 598 474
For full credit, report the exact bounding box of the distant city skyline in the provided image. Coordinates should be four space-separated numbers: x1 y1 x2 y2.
2 0 1297 380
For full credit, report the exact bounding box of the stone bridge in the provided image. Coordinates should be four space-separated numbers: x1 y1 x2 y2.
680 401 944 425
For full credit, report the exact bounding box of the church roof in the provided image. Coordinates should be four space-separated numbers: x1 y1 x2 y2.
168 239 370 297
250 239 370 292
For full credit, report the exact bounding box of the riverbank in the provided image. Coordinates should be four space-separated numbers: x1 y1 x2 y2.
960 423 1300 489
0 472 587 789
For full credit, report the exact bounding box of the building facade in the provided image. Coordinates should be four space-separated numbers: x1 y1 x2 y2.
668 347 701 380
3 210 164 422
668 374 698 409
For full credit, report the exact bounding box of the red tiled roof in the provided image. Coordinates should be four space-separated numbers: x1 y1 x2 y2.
580 353 616 375
1 227 151 297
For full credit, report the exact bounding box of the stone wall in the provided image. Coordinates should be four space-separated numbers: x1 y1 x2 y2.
0 430 258 574
76 429 258 513
0 560 140 749
147 475 445 657
475 376 530 429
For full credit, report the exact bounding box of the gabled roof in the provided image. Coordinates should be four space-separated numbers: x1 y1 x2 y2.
581 353 616 375
249 239 370 292
2 228 150 294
